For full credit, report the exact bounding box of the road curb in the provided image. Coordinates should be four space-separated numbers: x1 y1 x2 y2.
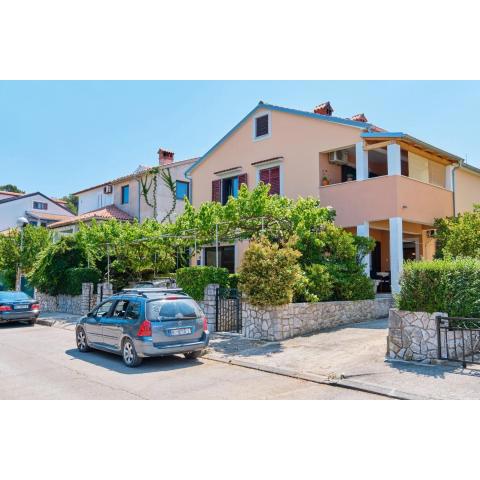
204 354 428 400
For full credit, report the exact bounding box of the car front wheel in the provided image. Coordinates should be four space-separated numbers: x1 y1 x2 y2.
122 339 142 367
76 327 91 352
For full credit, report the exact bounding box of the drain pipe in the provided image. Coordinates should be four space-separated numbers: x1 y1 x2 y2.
452 162 460 217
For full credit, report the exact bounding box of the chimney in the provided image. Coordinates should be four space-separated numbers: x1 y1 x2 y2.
158 148 174 166
314 101 333 116
350 113 368 123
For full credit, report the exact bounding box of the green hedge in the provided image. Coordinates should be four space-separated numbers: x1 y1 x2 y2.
64 267 102 296
176 266 229 301
397 258 480 317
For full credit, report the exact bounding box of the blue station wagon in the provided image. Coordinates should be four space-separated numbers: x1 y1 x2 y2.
75 288 210 367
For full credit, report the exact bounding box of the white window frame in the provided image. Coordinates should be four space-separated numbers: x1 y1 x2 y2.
254 158 284 195
252 110 271 142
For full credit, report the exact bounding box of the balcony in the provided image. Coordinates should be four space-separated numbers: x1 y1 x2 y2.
319 175 454 227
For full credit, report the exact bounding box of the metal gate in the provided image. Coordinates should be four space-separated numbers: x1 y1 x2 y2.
437 316 480 368
215 287 242 333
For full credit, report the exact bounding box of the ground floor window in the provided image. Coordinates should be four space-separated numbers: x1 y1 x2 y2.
204 245 235 273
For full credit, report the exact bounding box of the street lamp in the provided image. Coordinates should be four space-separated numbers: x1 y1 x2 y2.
15 216 28 291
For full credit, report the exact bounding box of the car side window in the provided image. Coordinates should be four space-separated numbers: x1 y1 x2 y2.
95 300 114 318
112 300 130 318
125 302 141 321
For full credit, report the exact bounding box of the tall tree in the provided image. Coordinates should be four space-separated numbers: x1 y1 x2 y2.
60 194 79 214
0 184 24 193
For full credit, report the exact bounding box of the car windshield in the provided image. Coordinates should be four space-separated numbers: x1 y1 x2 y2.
0 291 31 302
148 299 202 321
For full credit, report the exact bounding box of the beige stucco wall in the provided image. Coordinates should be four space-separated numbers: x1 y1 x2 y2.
190 108 363 206
455 167 480 214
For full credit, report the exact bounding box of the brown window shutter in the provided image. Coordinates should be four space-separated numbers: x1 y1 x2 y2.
238 173 248 187
259 168 270 185
212 179 221 202
269 166 280 195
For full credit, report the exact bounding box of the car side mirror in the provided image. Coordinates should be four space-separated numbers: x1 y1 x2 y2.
87 311 94 317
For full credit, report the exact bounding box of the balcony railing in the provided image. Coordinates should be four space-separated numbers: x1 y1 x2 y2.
319 175 453 227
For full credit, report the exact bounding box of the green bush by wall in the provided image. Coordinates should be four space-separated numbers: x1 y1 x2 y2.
397 258 480 317
176 266 229 301
64 267 102 296
238 238 302 307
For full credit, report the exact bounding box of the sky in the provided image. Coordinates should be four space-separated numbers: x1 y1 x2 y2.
1 80 479 198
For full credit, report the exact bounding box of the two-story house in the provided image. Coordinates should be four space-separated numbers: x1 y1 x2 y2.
49 148 197 236
0 192 75 233
186 101 480 293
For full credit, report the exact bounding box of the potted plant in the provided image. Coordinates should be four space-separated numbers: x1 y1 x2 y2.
321 175 330 186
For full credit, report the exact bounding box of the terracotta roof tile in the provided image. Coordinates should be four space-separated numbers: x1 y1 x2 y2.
48 205 134 229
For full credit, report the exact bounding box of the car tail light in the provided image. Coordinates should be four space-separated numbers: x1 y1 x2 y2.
203 316 208 332
165 296 181 300
0 305 12 312
31 304 40 310
137 320 152 337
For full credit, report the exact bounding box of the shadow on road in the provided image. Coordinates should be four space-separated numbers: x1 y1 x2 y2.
209 336 284 358
65 348 204 374
384 358 480 379
0 321 34 330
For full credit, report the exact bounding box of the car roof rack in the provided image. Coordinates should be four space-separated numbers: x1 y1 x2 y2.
120 288 185 296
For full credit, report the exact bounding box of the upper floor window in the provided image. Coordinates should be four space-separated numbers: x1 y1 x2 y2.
176 181 189 200
33 201 48 210
259 166 281 195
253 112 271 140
121 185 129 204
212 174 247 205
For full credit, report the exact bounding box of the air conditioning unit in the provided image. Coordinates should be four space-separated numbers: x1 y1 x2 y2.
103 184 113 194
329 150 349 165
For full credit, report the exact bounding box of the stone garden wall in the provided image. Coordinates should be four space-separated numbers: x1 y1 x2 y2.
388 308 480 363
35 282 113 315
242 297 393 341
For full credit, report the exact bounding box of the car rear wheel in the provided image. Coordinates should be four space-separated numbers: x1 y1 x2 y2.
184 350 205 360
122 339 142 367
29 319 35 325
76 327 91 352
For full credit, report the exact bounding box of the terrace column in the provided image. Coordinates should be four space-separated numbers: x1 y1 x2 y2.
389 217 404 294
355 142 369 181
387 143 401 176
356 221 371 276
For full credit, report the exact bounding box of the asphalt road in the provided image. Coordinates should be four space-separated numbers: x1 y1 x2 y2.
0 322 385 400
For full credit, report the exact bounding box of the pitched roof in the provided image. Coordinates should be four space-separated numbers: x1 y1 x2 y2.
361 132 464 163
0 191 75 214
26 211 74 222
73 157 198 195
48 204 134 229
185 101 375 176
0 190 23 197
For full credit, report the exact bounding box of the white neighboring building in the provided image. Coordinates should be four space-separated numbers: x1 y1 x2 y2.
0 192 75 232
71 148 197 223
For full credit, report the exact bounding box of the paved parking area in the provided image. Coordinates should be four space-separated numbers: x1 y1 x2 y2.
0 322 384 400
208 319 480 400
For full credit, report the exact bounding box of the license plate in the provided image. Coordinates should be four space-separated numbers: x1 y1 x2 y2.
14 304 29 310
169 327 192 336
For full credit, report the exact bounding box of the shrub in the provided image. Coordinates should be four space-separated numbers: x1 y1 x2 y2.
176 266 229 301
64 267 102 296
327 264 375 301
397 258 480 317
304 264 333 301
228 273 240 289
238 237 302 307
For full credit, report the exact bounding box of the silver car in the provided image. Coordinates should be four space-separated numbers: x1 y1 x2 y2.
75 288 210 367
